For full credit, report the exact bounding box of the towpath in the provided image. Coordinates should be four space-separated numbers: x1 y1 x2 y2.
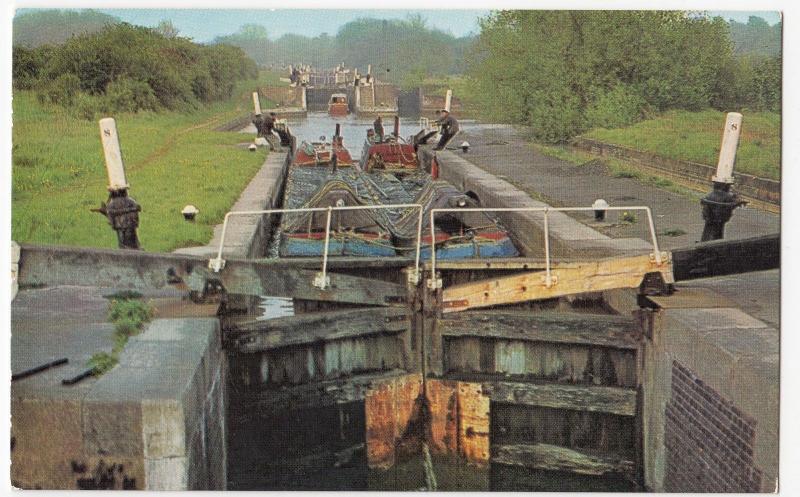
454 125 779 250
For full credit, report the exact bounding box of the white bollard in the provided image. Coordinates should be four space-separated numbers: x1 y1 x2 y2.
367 64 371 76
252 92 261 115
445 89 453 112
713 112 743 184
11 241 20 301
98 118 128 191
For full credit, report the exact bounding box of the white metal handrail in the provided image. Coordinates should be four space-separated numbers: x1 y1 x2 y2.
426 205 663 289
210 204 424 289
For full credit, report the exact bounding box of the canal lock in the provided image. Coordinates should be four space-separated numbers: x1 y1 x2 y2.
221 282 643 490
218 117 644 491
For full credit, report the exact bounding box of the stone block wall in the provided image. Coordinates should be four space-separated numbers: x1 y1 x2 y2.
11 318 226 490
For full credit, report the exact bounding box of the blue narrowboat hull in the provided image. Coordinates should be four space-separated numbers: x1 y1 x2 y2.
419 236 519 260
281 236 397 257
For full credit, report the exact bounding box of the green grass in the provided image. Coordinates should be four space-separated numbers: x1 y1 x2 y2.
620 211 638 224
12 74 276 252
583 109 780 180
258 68 291 86
415 74 479 118
88 297 155 375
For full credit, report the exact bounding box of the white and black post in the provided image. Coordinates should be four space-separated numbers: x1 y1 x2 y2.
94 117 141 249
700 112 746 241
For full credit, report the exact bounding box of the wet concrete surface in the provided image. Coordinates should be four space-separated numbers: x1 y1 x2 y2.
10 286 211 399
690 269 779 329
453 125 779 250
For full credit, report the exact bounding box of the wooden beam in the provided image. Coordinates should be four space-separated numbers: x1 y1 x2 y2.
441 253 674 313
493 443 635 477
672 233 779 281
438 311 639 350
17 243 407 306
229 307 409 352
426 258 586 270
243 369 413 414
480 380 637 416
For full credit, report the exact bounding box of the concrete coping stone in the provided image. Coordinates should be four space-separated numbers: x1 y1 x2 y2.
86 318 218 403
11 240 20 263
665 307 770 333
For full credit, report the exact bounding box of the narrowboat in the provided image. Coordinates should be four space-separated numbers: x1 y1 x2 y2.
328 93 349 116
276 120 518 259
359 116 418 174
292 125 354 168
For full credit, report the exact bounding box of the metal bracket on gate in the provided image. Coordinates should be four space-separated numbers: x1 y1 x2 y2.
427 276 442 290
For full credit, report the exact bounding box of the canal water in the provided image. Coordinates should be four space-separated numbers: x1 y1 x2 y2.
226 113 636 491
239 111 523 160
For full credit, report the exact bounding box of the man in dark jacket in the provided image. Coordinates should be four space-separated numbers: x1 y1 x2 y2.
252 112 264 135
373 116 384 142
264 112 277 135
434 109 459 150
263 112 279 150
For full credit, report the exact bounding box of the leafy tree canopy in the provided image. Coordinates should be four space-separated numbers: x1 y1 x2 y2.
13 9 120 47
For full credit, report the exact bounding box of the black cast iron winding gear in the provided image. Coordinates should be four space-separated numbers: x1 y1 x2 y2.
700 182 746 242
93 190 142 249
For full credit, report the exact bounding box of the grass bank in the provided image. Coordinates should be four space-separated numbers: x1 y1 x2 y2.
582 109 780 180
12 72 278 252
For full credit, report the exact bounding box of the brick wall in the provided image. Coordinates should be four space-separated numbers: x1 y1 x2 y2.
664 361 762 492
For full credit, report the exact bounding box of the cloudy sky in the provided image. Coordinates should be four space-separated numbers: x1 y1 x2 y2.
12 8 781 42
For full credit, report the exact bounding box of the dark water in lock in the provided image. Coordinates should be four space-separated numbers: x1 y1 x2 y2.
225 392 637 491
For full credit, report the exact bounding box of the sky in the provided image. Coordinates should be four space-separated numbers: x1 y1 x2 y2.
708 10 781 24
12 8 780 43
98 9 489 41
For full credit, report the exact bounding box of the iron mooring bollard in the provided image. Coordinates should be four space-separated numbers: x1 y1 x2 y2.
94 117 141 250
700 112 746 242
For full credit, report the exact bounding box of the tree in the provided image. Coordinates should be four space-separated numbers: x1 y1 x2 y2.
155 20 179 38
13 9 120 47
468 11 740 142
210 16 473 83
